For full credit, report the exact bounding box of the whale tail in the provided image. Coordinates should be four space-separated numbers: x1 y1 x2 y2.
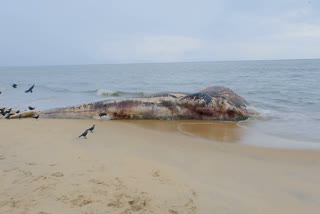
1 111 38 119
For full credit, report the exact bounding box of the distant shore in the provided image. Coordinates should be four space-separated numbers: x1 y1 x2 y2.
1 119 320 213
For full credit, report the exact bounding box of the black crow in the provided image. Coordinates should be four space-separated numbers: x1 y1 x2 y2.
28 106 35 110
5 108 12 114
99 113 107 117
16 110 20 114
79 129 89 139
25 84 35 93
4 113 14 119
12 84 17 88
88 125 95 133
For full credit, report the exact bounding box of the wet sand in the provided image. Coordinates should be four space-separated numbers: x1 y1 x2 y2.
124 120 244 142
0 119 320 214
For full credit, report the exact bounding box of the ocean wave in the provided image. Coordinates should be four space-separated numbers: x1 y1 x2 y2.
96 89 148 97
240 107 320 144
32 85 74 93
34 85 98 93
26 85 149 97
252 107 310 121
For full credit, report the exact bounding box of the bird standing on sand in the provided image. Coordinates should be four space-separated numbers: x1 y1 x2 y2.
1 108 12 116
4 113 14 119
12 84 17 88
79 129 89 139
33 114 39 120
25 84 35 93
88 125 95 133
28 106 35 110
5 108 12 114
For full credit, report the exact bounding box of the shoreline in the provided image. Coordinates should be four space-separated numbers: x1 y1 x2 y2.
1 119 320 213
118 119 320 150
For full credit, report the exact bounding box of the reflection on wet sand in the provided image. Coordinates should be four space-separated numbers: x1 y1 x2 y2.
120 120 245 143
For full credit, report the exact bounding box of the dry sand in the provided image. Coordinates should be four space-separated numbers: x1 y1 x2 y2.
0 119 320 214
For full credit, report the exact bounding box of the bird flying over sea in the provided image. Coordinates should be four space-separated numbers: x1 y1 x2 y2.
25 84 35 93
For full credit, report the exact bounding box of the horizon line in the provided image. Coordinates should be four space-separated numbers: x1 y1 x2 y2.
1 57 319 68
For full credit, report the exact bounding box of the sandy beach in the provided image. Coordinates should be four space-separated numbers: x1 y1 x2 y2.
0 119 320 214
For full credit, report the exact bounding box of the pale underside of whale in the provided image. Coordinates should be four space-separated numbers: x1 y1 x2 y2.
4 86 253 121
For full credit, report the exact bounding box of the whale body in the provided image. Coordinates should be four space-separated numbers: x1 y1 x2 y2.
5 86 253 121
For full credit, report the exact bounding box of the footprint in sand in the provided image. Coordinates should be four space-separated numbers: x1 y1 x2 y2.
169 198 197 214
152 170 160 177
32 175 48 182
57 194 93 207
127 195 149 212
0 198 20 209
56 195 69 203
26 162 37 165
151 170 172 184
90 178 106 185
22 170 32 176
107 190 151 213
169 209 179 214
3 167 18 173
51 172 64 177
70 195 93 207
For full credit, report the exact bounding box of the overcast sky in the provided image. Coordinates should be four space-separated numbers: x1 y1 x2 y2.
1 0 319 66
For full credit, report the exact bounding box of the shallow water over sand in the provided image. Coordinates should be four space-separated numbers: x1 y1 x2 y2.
120 120 320 149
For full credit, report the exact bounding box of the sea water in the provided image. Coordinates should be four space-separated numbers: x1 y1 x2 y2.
0 59 319 148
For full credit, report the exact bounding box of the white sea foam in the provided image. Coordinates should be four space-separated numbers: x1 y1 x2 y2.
96 89 147 97
96 89 118 97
